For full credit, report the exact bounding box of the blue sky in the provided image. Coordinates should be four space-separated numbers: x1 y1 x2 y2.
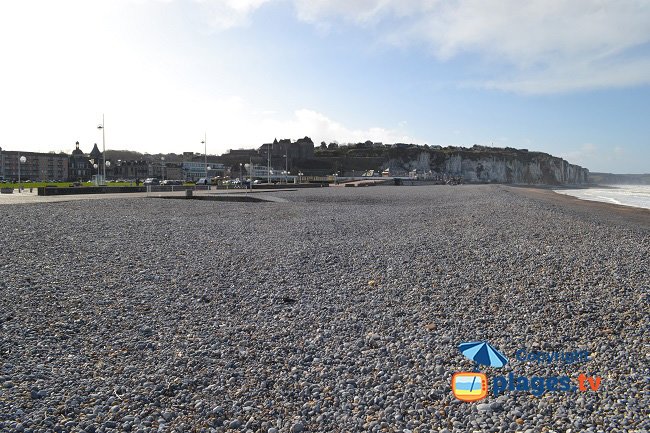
0 0 649 173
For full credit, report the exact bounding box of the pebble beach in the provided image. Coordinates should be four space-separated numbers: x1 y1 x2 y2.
1 185 648 433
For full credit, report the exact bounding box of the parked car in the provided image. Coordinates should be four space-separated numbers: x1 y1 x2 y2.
143 178 160 185
161 179 183 185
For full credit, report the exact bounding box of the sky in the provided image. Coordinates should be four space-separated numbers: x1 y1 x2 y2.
0 0 649 173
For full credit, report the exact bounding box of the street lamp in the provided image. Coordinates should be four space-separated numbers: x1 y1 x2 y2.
283 153 288 183
160 157 165 181
18 155 26 192
284 140 289 184
93 163 99 186
97 114 106 185
201 133 207 179
298 171 304 184
267 142 271 185
105 160 111 182
249 156 253 189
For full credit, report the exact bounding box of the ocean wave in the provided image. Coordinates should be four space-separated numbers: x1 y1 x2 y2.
553 185 650 210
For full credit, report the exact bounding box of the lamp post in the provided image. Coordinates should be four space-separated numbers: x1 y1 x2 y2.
239 163 243 185
283 152 288 183
160 157 165 181
298 171 303 184
97 114 106 185
18 155 26 192
201 133 207 180
105 160 111 182
93 163 99 186
249 156 252 190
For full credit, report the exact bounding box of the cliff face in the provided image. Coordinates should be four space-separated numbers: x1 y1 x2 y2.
383 149 589 185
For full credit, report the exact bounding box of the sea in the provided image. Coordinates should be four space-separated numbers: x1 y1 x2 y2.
553 185 650 210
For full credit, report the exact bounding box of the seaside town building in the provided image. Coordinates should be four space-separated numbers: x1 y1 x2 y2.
258 137 315 171
0 143 224 182
69 142 92 181
181 159 227 182
0 147 69 182
109 160 149 181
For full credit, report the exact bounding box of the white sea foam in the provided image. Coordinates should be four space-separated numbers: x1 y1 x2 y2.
553 185 650 210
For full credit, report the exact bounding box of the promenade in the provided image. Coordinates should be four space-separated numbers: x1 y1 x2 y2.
0 188 293 205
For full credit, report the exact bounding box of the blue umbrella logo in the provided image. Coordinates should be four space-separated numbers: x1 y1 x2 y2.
459 341 508 369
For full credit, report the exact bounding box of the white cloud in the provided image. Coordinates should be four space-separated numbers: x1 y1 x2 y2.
259 109 418 145
110 105 417 154
44 0 646 94
292 0 433 25
194 0 273 29
201 106 418 151
479 58 650 94
294 0 392 25
292 0 650 93
198 0 650 93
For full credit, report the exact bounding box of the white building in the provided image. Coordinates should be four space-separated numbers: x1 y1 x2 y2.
182 162 226 181
246 164 292 181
